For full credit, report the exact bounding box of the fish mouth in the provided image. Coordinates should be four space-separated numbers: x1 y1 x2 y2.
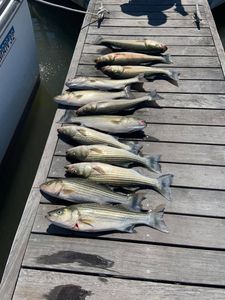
162 44 168 52
138 120 147 127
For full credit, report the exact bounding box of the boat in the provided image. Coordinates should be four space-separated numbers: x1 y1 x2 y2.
0 0 39 163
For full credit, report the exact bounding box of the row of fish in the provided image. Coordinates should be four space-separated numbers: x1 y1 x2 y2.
41 37 175 234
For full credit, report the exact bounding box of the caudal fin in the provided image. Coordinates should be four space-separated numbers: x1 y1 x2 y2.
127 191 147 211
163 54 173 64
124 85 134 99
147 204 168 233
94 35 104 45
144 154 161 173
58 110 77 123
127 141 142 154
156 174 174 201
168 70 180 86
148 90 163 101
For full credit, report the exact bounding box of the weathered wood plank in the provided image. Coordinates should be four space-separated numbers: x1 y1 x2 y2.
98 11 205 20
55 139 225 166
33 204 225 249
77 65 223 80
94 4 205 13
86 35 214 46
91 18 208 28
54 124 225 145
40 186 225 218
83 44 217 56
48 156 225 190
23 234 225 286
14 269 225 300
101 0 204 5
88 26 211 37
80 53 221 68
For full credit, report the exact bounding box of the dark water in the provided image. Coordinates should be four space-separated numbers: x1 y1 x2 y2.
0 1 83 279
212 3 225 48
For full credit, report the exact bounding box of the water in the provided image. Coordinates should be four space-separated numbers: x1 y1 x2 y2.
212 3 225 48
0 1 83 279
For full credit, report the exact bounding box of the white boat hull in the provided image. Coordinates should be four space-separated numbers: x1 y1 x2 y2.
0 0 39 162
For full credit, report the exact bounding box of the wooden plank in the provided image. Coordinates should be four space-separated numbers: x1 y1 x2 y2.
88 27 211 37
53 124 225 145
86 35 214 46
23 234 225 286
94 4 205 13
80 54 221 68
48 156 225 190
77 65 223 80
91 18 208 28
144 93 225 109
99 11 205 20
55 139 225 167
34 204 225 249
101 0 204 5
14 269 225 300
83 44 218 56
40 187 225 218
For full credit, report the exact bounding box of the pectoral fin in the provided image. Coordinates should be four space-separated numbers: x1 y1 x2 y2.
79 217 94 227
122 225 136 233
90 147 103 154
92 166 105 174
77 128 87 136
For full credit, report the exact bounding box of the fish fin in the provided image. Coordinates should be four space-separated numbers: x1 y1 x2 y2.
92 166 106 174
61 188 76 195
79 217 94 227
77 128 87 136
90 147 103 154
111 119 122 124
156 174 174 201
168 70 180 87
94 35 104 45
127 142 142 154
122 225 136 233
144 154 162 173
137 73 147 82
148 204 168 233
127 191 146 211
124 85 134 99
58 110 77 123
163 53 173 64
148 90 163 101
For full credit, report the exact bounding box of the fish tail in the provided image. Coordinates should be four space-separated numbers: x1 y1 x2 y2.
156 174 174 201
148 90 163 101
127 142 142 154
137 73 146 82
94 35 104 45
124 85 134 99
148 204 168 233
164 53 173 64
144 154 161 173
127 191 146 211
168 70 180 86
58 110 77 123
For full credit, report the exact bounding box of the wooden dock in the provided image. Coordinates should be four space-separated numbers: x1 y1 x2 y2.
1 0 225 298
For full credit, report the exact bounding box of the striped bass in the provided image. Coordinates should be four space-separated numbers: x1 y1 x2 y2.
59 112 147 134
65 74 144 91
65 162 173 200
95 36 168 54
57 125 142 154
76 91 161 115
101 65 179 86
40 178 145 211
95 52 172 67
66 145 161 173
46 203 168 233
53 86 132 107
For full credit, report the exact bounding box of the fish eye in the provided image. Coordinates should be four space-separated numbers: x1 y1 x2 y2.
56 210 63 215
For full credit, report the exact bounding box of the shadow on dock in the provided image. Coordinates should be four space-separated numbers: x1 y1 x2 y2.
121 0 188 26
